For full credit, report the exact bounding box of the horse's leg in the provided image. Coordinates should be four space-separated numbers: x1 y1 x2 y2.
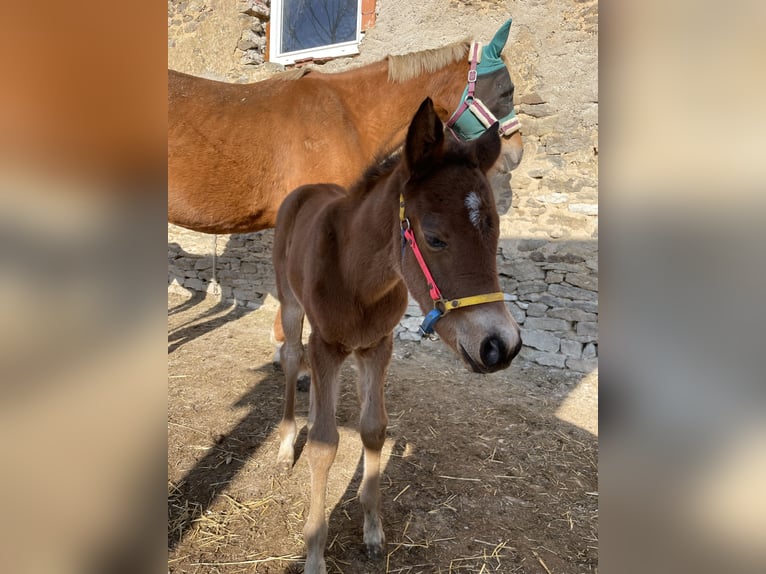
272 304 312 392
270 305 285 365
276 296 305 469
354 334 393 559
304 332 347 574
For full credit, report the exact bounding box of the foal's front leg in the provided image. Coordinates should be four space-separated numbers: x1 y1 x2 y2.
303 332 347 574
354 334 393 559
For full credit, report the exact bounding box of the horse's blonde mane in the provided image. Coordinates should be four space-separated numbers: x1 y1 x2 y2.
387 41 470 83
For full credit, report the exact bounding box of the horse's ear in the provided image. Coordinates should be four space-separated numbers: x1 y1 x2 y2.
405 97 444 177
484 18 512 60
474 122 502 172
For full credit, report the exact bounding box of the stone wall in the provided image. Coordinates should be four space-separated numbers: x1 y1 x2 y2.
168 0 598 373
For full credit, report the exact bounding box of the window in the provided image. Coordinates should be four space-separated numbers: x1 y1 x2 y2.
269 0 375 65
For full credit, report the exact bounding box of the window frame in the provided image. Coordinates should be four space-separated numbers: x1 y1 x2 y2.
269 0 364 65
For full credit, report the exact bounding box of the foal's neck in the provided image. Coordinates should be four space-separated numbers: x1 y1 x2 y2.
342 169 408 307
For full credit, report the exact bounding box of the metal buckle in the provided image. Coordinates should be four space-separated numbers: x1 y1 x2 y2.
434 298 450 315
467 69 477 83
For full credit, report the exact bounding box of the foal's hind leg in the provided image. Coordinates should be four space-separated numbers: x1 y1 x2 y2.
272 305 312 391
354 334 393 559
276 297 306 469
304 332 347 574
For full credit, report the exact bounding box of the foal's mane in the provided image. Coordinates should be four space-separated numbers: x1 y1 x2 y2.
349 135 481 199
387 41 470 83
350 152 402 198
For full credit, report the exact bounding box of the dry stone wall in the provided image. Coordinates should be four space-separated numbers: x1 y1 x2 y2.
168 0 598 373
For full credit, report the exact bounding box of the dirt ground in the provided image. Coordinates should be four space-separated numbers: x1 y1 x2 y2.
168 291 598 573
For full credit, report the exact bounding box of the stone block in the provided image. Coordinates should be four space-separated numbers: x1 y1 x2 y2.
547 252 586 264
542 262 584 273
237 29 260 51
549 283 598 302
572 299 599 315
524 317 571 332
508 304 526 324
525 303 548 317
512 260 546 281
399 330 422 342
521 328 560 353
583 343 597 359
399 316 423 333
545 272 564 284
194 258 213 270
520 347 567 368
560 339 583 358
571 333 598 344
547 307 597 322
517 281 548 296
517 239 547 252
565 273 598 291
576 321 599 336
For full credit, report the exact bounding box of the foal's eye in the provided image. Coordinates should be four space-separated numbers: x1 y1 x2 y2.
425 234 447 250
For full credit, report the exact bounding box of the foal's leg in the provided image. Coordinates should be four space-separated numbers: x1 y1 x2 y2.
272 305 312 391
303 332 347 574
276 297 305 469
354 334 393 559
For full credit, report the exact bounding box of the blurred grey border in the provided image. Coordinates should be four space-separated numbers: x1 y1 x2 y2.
600 1 766 572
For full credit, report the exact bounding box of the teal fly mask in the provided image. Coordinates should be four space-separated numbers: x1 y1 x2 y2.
446 19 521 142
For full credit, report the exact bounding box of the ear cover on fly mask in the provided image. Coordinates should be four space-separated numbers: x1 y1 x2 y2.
476 18 512 75
448 18 521 141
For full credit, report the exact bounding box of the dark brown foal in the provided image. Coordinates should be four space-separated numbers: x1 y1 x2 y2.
272 98 521 573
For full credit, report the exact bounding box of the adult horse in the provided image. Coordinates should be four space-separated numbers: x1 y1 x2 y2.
273 98 521 573
168 19 522 234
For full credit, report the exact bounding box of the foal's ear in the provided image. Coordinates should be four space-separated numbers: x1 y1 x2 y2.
405 97 444 177
474 121 502 173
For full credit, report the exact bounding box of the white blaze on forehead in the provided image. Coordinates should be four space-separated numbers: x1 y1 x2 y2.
465 191 482 229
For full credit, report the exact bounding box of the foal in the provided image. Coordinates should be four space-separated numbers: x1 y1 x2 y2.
273 98 521 573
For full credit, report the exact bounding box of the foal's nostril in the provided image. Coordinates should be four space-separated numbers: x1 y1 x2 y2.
480 336 507 368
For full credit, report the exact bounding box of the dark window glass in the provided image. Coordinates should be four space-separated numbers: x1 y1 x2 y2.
281 0 358 54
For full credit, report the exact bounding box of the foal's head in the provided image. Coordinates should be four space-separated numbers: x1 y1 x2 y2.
400 99 522 373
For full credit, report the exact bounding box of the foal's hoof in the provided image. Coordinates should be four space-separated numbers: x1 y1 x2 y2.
276 448 294 473
366 541 385 561
296 374 311 393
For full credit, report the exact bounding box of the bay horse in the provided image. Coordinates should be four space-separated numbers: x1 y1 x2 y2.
169 20 523 366
273 98 522 573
